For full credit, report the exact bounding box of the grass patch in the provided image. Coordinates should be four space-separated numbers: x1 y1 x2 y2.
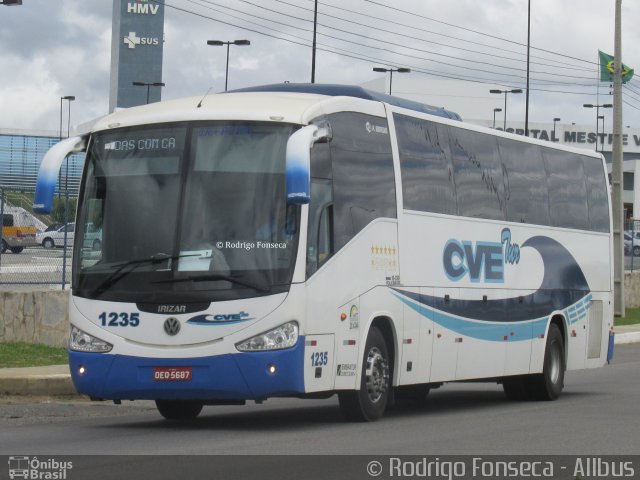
615 307 640 326
0 342 67 368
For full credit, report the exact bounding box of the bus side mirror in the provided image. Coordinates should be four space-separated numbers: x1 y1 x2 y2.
33 135 87 214
285 123 330 205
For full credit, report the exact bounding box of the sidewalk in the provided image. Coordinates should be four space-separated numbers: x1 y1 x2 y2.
1 325 639 397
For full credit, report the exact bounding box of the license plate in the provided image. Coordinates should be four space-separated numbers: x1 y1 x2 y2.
153 367 193 382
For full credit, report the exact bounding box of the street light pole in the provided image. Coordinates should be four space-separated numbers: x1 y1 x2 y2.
311 0 318 83
373 66 410 95
60 95 74 291
490 89 523 131
132 81 165 104
207 40 251 91
525 0 531 136
553 117 560 142
58 96 75 201
493 108 502 129
583 103 612 152
612 0 624 316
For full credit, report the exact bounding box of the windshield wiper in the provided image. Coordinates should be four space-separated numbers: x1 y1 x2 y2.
153 273 271 293
90 253 197 297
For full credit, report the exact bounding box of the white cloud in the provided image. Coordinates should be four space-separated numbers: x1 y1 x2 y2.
1 0 639 130
0 55 60 130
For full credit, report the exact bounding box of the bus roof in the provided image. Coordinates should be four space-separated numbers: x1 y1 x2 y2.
229 83 462 121
91 84 461 132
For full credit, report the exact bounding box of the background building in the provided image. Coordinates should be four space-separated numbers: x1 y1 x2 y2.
0 129 83 196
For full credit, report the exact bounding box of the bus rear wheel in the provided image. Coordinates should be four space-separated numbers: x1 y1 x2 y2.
155 400 203 420
502 323 565 401
527 323 565 400
338 327 391 421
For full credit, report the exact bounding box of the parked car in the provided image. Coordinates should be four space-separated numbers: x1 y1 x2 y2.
83 224 102 251
1 213 38 254
624 232 640 256
36 223 75 249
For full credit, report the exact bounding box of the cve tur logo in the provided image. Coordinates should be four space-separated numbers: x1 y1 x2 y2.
443 228 520 283
187 311 254 325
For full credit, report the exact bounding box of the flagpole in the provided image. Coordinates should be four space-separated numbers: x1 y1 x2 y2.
596 52 600 123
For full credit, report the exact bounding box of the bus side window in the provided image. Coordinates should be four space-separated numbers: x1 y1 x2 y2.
307 179 333 278
317 204 334 268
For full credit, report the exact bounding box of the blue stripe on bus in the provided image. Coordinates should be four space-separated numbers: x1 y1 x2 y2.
392 290 591 342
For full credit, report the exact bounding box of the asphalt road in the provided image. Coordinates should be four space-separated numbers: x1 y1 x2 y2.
1 345 639 458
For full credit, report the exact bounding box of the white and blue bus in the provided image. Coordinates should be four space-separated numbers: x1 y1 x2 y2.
34 84 613 421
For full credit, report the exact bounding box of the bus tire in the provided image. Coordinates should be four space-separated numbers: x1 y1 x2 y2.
502 376 531 401
338 327 391 422
526 323 565 401
155 400 203 420
1 240 7 253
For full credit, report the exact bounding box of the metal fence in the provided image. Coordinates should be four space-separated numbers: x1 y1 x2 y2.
0 186 77 289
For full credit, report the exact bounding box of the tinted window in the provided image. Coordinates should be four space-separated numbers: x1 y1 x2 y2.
498 139 550 225
542 147 589 230
447 127 506 220
310 140 332 179
582 156 610 232
328 112 396 250
306 179 333 278
394 114 456 215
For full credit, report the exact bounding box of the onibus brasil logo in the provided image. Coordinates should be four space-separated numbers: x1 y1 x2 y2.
443 228 520 283
8 456 73 479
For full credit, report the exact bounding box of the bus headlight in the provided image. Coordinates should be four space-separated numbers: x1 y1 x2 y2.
235 321 298 352
69 325 113 353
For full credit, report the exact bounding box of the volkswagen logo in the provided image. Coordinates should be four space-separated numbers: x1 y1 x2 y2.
163 317 181 336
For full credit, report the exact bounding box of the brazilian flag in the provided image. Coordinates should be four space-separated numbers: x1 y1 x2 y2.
599 50 634 83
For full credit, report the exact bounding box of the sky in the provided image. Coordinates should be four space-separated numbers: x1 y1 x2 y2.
1 0 640 133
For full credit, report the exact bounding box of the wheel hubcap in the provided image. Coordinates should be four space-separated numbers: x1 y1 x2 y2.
365 347 389 403
549 342 561 384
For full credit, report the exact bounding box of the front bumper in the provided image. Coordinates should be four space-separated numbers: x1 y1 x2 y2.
5 236 37 248
69 337 305 400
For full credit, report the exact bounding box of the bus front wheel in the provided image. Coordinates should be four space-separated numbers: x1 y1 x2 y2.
338 327 391 421
155 400 203 420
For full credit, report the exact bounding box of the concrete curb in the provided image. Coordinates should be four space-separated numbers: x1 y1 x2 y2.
614 331 640 345
0 365 78 397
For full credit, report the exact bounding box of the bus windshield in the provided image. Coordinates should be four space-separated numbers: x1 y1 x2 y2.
73 122 300 302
